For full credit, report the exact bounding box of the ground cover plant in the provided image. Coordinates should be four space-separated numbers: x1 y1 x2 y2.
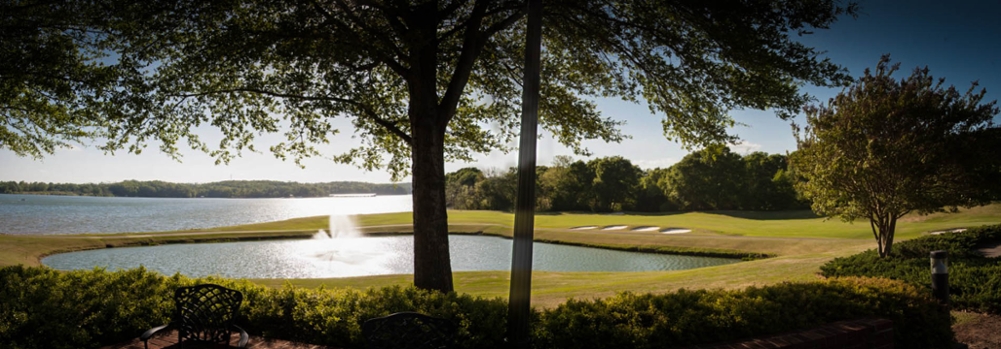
821 224 1001 313
0 266 953 349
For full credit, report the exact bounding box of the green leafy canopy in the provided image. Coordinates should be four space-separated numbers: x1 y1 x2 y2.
0 1 127 158
24 0 858 180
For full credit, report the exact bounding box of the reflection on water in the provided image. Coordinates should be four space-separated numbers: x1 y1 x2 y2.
0 194 412 235
42 235 739 278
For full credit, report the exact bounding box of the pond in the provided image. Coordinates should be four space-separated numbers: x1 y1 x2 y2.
42 235 738 278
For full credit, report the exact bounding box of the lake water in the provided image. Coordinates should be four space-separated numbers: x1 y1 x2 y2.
42 234 739 278
0 194 412 235
10 193 739 277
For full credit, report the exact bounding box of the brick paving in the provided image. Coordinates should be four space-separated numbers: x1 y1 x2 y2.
99 330 342 349
679 318 894 349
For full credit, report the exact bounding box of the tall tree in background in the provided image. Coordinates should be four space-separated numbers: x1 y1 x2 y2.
666 145 746 210
445 167 484 209
9 0 858 292
587 156 641 212
539 156 594 212
791 56 1000 257
636 168 673 212
476 168 518 211
742 152 798 210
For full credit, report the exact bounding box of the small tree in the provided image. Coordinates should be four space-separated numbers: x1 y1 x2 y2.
791 56 1000 257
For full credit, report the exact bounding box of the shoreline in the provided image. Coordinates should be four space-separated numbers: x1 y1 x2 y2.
22 224 763 269
2 192 411 199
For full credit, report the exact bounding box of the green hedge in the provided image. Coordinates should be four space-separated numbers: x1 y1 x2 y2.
536 277 951 349
0 266 952 349
0 265 179 349
821 224 1001 313
235 283 509 349
0 265 508 349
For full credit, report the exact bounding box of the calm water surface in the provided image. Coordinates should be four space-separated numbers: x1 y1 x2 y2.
42 235 739 278
0 194 412 235
12 193 740 277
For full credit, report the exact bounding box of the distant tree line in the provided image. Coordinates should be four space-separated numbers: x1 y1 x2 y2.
0 180 411 198
446 146 807 212
3 146 802 209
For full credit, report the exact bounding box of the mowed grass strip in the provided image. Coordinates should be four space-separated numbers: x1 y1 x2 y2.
0 230 318 266
209 204 1001 240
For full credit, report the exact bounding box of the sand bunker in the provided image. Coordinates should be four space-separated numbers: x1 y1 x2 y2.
570 225 690 233
930 228 968 235
660 228 692 234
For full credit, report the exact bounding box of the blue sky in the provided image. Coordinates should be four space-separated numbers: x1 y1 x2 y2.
2 0 999 184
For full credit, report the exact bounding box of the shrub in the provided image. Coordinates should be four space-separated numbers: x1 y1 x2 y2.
236 284 509 349
0 266 952 349
821 224 1001 313
535 276 951 349
0 266 509 349
0 265 181 349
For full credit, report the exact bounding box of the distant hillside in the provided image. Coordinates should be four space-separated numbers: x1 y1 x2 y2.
0 180 412 198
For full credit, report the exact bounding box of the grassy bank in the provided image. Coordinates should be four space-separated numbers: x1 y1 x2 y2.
208 204 1001 240
2 204 999 307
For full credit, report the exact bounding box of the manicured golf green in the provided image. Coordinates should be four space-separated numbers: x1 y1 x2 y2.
3 204 999 307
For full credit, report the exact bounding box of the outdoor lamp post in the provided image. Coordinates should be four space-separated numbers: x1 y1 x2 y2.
930 250 949 305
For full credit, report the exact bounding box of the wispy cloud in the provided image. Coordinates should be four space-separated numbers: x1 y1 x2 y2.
633 158 678 169
728 140 762 154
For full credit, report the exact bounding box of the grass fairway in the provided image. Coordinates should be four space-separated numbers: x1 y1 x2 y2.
215 204 1001 240
3 204 1000 307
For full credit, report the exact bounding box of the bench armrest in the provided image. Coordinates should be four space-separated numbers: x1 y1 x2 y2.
232 324 249 348
140 324 171 349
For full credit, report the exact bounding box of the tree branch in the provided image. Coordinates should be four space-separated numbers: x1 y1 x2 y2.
481 6 526 37
308 0 412 81
437 1 517 40
174 88 413 145
441 0 471 18
440 3 525 122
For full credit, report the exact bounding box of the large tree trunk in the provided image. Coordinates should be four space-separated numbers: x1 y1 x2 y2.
410 111 454 293
406 1 453 293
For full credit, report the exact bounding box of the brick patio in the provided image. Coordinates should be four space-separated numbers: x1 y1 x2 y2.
99 330 342 349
